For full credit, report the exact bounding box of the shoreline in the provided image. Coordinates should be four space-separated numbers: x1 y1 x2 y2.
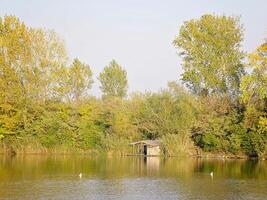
0 151 265 160
0 143 266 160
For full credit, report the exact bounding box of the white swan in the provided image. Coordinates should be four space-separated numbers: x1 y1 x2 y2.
210 171 214 178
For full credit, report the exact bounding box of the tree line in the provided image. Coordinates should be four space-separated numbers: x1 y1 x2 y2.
0 15 266 157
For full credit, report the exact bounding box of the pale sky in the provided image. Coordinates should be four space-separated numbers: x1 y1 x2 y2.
1 0 267 96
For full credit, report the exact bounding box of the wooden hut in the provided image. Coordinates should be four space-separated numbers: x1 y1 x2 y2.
130 140 161 156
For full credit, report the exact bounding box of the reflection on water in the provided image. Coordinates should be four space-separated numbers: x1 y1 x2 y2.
0 155 266 200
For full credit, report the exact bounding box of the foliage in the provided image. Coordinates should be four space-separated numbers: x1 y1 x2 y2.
161 133 195 156
133 82 197 140
173 14 245 98
0 15 266 157
64 59 93 102
239 41 267 156
98 60 128 98
241 42 267 104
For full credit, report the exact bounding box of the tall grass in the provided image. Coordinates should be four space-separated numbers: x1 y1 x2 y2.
161 133 197 157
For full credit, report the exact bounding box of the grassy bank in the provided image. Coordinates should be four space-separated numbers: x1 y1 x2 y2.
1 137 266 160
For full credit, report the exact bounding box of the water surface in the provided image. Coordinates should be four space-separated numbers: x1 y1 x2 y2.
0 155 266 200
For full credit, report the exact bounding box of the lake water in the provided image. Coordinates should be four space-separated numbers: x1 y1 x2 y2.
0 155 266 200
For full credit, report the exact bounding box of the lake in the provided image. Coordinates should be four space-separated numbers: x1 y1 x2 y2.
0 155 266 200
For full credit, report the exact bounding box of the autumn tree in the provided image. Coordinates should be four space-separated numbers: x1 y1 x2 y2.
0 15 66 137
241 41 267 115
98 60 128 98
0 15 37 136
0 16 22 136
240 40 267 156
30 30 67 102
173 14 245 99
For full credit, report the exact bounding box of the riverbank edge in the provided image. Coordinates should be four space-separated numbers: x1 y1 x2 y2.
0 146 266 160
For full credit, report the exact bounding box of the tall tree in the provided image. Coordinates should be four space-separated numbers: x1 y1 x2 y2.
173 14 245 98
30 30 67 102
241 41 267 106
98 60 128 98
241 40 267 128
0 15 67 136
65 59 93 102
240 41 267 156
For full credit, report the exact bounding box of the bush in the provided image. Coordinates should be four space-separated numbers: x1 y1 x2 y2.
193 132 221 152
241 130 266 157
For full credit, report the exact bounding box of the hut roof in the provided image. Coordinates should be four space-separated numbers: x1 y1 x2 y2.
130 140 161 147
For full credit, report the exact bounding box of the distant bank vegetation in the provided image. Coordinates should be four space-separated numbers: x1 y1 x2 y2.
0 15 266 157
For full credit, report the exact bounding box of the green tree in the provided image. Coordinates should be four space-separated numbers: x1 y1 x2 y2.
65 59 93 102
98 60 128 98
192 95 245 152
173 14 245 98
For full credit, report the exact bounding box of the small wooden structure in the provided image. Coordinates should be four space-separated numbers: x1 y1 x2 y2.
130 140 161 156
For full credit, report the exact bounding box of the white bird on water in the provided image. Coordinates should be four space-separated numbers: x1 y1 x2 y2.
210 171 214 178
79 173 82 178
